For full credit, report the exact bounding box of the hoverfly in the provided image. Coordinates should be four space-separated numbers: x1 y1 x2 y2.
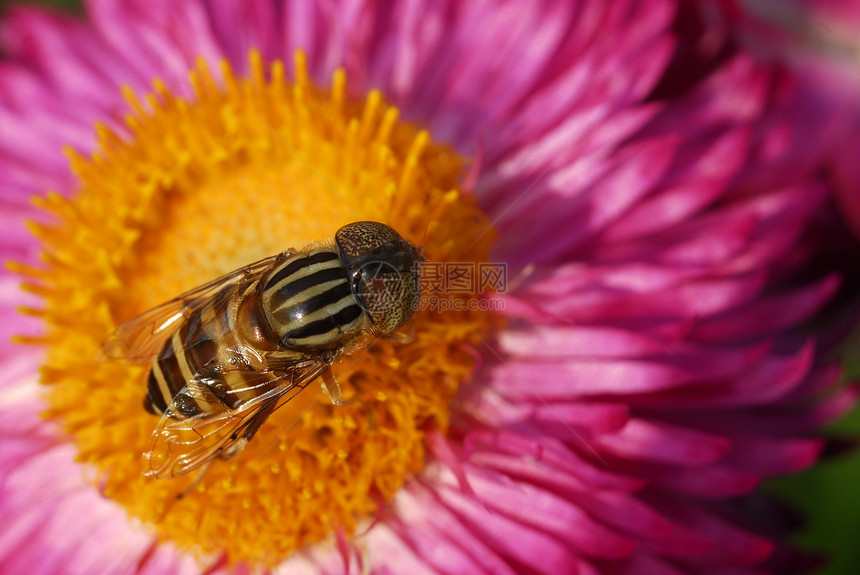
102 221 424 479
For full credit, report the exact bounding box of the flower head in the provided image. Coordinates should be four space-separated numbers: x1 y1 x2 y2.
0 1 854 573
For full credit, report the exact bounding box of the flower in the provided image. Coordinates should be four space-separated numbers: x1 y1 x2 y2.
0 1 854 574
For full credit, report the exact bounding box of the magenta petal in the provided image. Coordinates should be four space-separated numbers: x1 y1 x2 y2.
834 115 860 238
482 104 660 206
86 0 186 90
467 448 608 498
202 0 281 69
280 0 337 80
642 491 775 568
0 62 54 109
573 493 713 559
466 430 646 492
455 467 639 560
650 55 769 133
592 553 688 575
485 341 775 399
592 419 732 466
732 79 844 193
362 524 442 575
0 105 89 177
377 520 492 575
648 384 856 437
496 325 673 358
396 485 521 575
136 542 201 575
514 257 745 299
691 276 840 342
461 387 629 437
480 0 673 167
428 479 585 574
466 443 645 504
722 437 823 476
602 126 751 242
593 212 759 270
0 446 174 575
510 272 768 325
0 161 73 202
486 358 695 398
628 343 814 409
0 7 128 107
721 185 828 276
495 135 680 266
648 464 762 498
0 279 43 358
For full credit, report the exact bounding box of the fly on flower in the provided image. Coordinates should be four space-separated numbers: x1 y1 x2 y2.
100 221 425 479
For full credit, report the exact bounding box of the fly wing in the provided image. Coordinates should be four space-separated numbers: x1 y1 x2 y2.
143 359 331 479
100 252 293 363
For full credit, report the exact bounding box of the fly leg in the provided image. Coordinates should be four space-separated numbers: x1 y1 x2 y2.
320 368 344 406
321 368 376 430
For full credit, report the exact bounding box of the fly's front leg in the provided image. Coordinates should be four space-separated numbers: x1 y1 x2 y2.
320 367 375 431
320 368 344 406
323 368 376 430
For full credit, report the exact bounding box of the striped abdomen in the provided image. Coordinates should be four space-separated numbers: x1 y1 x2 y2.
144 285 247 417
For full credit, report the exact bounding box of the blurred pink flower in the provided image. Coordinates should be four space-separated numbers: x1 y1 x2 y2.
0 1 855 574
693 0 860 241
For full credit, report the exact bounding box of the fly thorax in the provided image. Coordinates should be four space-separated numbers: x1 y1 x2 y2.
234 290 280 353
260 248 366 350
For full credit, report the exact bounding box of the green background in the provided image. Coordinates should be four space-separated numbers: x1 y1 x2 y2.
766 332 860 575
2 0 859 573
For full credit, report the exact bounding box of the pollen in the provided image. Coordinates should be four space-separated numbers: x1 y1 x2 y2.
14 51 495 566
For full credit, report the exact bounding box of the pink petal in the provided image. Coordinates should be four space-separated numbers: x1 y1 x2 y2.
428 478 585 574
722 436 823 476
642 491 775 568
456 465 639 560
202 0 282 68
462 390 629 438
592 419 732 466
690 276 840 342
602 126 751 241
573 492 713 559
395 485 520 575
496 325 676 358
627 343 814 409
495 135 679 266
465 431 646 492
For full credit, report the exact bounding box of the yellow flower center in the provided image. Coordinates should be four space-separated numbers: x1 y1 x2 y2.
13 51 495 566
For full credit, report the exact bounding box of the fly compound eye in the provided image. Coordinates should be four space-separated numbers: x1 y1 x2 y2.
354 261 420 333
335 221 424 334
335 221 401 261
